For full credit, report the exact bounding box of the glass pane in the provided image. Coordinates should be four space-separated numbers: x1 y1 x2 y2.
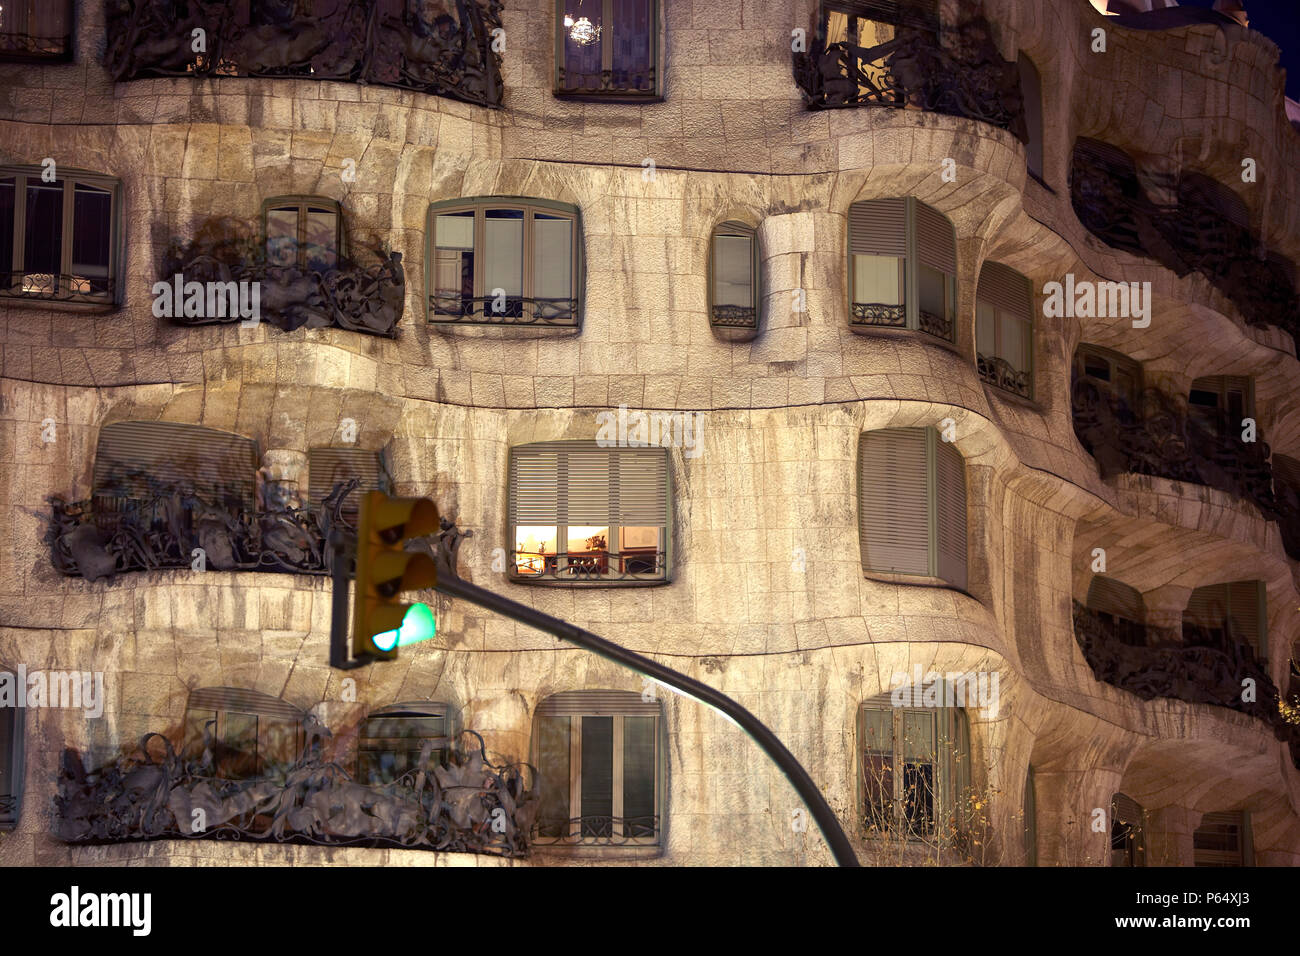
0 178 14 284
919 264 948 319
610 0 653 92
903 761 935 835
1001 312 1029 373
181 709 219 763
863 752 893 833
484 209 523 316
566 525 609 576
514 524 556 575
561 0 604 91
902 710 936 760
622 716 656 838
533 213 573 305
23 178 62 292
852 254 901 304
220 712 259 779
976 300 996 356
303 207 337 272
71 182 112 294
824 10 849 45
537 716 570 839
434 210 475 316
713 234 753 307
266 206 297 267
619 526 660 574
260 717 299 774
580 716 613 838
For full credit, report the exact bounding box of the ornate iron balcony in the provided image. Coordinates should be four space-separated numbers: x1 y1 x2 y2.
710 305 758 330
511 549 666 582
977 353 1031 399
103 0 504 109
46 479 361 581
917 308 953 342
533 814 660 846
1071 376 1276 517
429 292 579 327
792 1 1026 140
0 272 116 304
851 302 906 328
57 729 537 857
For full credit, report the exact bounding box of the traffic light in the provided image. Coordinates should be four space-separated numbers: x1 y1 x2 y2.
352 491 440 660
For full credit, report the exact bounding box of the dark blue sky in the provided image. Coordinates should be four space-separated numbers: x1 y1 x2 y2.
1177 1 1300 99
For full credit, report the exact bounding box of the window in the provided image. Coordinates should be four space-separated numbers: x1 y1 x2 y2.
976 261 1034 399
1183 580 1266 661
1023 765 1037 866
858 692 969 842
1188 375 1252 439
358 702 455 785
1194 811 1253 867
263 196 341 273
858 427 967 589
1111 792 1146 867
428 198 581 327
307 446 392 523
0 667 24 829
0 166 120 304
533 690 662 846
1073 344 1142 410
1018 54 1045 183
181 687 304 780
1086 576 1147 647
0 0 72 60
848 197 957 341
554 0 659 100
509 441 669 583
709 221 759 332
815 1 939 106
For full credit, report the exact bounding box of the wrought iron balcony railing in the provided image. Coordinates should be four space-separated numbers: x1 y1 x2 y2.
162 234 405 337
533 815 660 846
57 729 538 857
1071 376 1276 517
851 302 906 328
103 0 504 109
0 273 116 304
977 353 1031 399
792 1 1026 141
1070 142 1300 348
0 793 16 818
428 292 579 327
46 479 361 582
511 549 666 582
710 305 758 330
1073 601 1300 768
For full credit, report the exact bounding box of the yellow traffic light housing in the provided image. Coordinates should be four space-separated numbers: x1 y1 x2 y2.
351 491 440 660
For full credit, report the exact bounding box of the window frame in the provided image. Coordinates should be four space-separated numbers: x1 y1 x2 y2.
1193 810 1253 867
0 165 123 307
1188 375 1254 438
507 441 672 586
975 262 1035 400
847 196 958 343
531 692 664 848
0 667 25 830
1073 343 1143 410
356 701 458 786
261 195 344 272
0 0 74 63
181 687 305 781
1111 792 1147 867
426 196 583 328
552 0 663 102
708 220 760 334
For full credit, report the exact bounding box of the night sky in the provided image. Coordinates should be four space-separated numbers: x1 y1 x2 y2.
1176 0 1300 99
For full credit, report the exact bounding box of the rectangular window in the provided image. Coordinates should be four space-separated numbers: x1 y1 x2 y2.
262 197 341 273
1182 580 1267 661
509 442 669 583
357 709 451 785
848 197 955 341
1194 811 1251 867
860 700 965 843
0 684 21 829
0 0 72 60
976 262 1034 398
556 0 659 100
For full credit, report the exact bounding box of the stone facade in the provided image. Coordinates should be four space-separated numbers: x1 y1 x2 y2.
1 0 1298 866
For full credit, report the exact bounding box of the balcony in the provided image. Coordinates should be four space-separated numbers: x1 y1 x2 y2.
1070 140 1299 348
57 729 537 857
1073 602 1300 766
103 0 504 109
512 548 666 583
46 479 361 581
1071 376 1276 517
792 1 1026 141
429 292 579 328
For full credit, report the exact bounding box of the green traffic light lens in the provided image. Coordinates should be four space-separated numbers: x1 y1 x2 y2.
372 603 437 653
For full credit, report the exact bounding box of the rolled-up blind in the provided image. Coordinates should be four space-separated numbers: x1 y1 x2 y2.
1087 576 1145 622
1183 580 1265 659
915 200 957 275
935 437 967 590
93 421 259 509
536 689 661 717
859 428 930 576
976 261 1032 318
186 687 303 721
849 198 907 257
509 442 668 528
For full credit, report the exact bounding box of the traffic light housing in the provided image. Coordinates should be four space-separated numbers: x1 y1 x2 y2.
352 491 440 660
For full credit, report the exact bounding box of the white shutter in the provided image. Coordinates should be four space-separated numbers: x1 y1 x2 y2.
976 261 1031 318
509 446 560 525
307 447 389 513
849 198 907 257
859 428 930 575
563 445 612 526
934 436 967 590
614 447 668 526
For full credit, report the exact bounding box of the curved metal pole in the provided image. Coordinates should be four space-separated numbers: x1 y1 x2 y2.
435 573 860 867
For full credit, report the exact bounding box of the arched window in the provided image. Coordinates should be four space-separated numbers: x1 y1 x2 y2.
428 197 582 327
848 197 957 341
0 667 24 829
1194 810 1253 867
858 427 967 590
1183 580 1266 661
1017 54 1045 182
532 690 663 846
263 196 342 273
357 702 456 785
1111 792 1146 866
181 687 304 780
858 686 970 841
1085 576 1147 647
709 220 759 334
976 261 1034 399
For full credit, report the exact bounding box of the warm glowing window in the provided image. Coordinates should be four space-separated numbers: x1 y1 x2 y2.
555 0 659 100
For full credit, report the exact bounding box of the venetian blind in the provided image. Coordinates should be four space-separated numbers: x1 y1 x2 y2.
915 200 957 275
859 428 930 576
1087 576 1145 622
93 421 259 510
848 197 907 258
509 442 668 528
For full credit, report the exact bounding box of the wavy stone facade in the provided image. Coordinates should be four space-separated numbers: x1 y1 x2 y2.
1 0 1298 866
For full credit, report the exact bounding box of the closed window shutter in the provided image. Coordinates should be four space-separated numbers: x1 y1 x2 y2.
859 428 930 575
976 261 1031 317
914 200 957 276
93 421 259 510
564 445 612 526
1113 792 1143 827
614 447 668 526
307 447 389 512
1088 577 1145 622
934 437 967 590
509 446 561 525
512 442 668 529
536 689 661 717
1185 581 1265 659
848 198 907 257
